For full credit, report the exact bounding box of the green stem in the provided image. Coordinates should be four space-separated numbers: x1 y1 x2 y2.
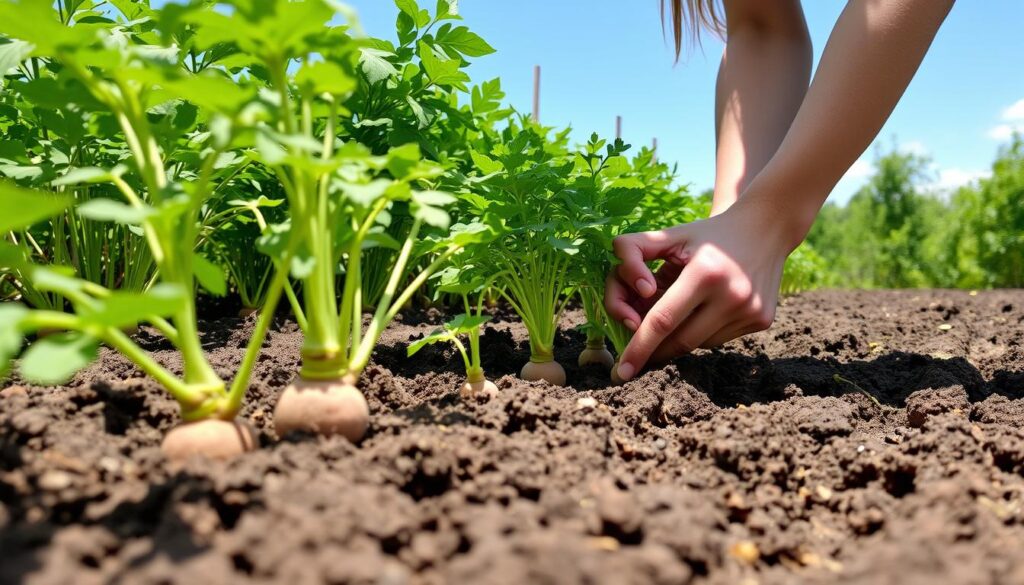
21 312 206 409
225 255 295 416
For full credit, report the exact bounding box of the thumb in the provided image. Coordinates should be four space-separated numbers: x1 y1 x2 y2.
612 226 688 299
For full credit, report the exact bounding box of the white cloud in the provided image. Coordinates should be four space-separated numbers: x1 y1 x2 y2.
899 140 929 156
988 124 1016 141
988 98 1024 141
928 167 990 193
1003 98 1024 121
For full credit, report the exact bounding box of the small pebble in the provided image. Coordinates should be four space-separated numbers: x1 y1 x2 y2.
38 470 73 492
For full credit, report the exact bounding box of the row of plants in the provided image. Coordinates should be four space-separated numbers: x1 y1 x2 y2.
807 137 1024 289
0 0 711 461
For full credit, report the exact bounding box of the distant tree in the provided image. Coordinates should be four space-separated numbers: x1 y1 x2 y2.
947 135 1024 287
808 147 939 288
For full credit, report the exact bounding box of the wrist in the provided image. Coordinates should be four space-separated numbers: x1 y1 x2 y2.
736 173 821 252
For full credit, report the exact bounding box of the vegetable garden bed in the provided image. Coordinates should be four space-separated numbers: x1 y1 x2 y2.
3 289 1024 584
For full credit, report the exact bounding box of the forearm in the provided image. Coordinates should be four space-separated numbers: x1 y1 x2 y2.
712 0 812 215
746 0 954 242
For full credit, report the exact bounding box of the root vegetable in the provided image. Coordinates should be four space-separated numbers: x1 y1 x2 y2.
161 419 257 462
521 360 566 386
578 345 615 369
238 307 258 318
273 377 369 442
461 376 499 400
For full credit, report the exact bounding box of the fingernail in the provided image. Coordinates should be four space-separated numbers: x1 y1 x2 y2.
635 279 655 297
617 362 635 381
624 319 638 331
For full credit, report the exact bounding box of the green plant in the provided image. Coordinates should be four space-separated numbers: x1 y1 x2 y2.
0 0 312 460
0 11 158 311
465 118 580 385
407 262 498 398
780 242 826 296
170 0 497 440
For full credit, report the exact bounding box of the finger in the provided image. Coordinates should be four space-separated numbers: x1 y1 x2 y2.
604 274 642 331
616 267 706 381
649 305 735 364
612 228 686 299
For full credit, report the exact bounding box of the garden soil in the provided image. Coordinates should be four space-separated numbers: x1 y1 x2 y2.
3 290 1024 584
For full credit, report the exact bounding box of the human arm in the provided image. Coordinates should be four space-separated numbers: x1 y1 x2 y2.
608 0 956 381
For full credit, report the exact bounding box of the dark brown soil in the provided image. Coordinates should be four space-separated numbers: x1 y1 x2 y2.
3 290 1024 584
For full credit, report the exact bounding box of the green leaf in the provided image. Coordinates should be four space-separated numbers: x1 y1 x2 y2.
548 235 582 255
448 221 494 246
295 60 356 97
52 165 127 187
359 48 398 84
83 284 187 329
410 201 450 229
0 181 72 233
77 199 154 225
107 0 150 20
604 187 646 217
340 179 392 207
228 195 285 210
413 189 456 207
446 313 491 333
396 0 417 18
257 221 291 257
0 242 28 271
255 130 287 165
290 253 316 279
405 95 429 128
20 332 99 386
0 39 33 76
436 0 460 20
193 253 227 296
418 41 469 89
437 26 494 57
469 150 502 175
406 326 454 357
0 1 95 55
27 266 86 297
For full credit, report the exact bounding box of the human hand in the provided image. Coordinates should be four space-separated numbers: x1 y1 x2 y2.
605 197 802 381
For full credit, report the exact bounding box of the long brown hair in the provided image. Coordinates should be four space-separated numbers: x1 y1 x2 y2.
661 0 725 58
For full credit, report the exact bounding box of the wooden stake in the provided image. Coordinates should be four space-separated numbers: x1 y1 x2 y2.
532 65 541 123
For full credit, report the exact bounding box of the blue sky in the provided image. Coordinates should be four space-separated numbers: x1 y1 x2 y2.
348 1 1024 205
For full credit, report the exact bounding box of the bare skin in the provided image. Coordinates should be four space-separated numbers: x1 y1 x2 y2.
607 0 955 381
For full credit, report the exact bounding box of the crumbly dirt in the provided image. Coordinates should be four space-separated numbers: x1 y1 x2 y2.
2 290 1024 584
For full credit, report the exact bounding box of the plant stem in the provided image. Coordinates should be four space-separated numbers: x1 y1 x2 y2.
225 255 295 416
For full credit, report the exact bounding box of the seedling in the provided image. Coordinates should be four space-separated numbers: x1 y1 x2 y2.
408 264 498 398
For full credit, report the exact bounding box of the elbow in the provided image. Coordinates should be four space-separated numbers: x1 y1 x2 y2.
724 0 812 46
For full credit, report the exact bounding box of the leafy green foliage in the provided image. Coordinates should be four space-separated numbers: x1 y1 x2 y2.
0 181 72 232
19 331 98 386
406 313 490 357
807 138 1024 290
